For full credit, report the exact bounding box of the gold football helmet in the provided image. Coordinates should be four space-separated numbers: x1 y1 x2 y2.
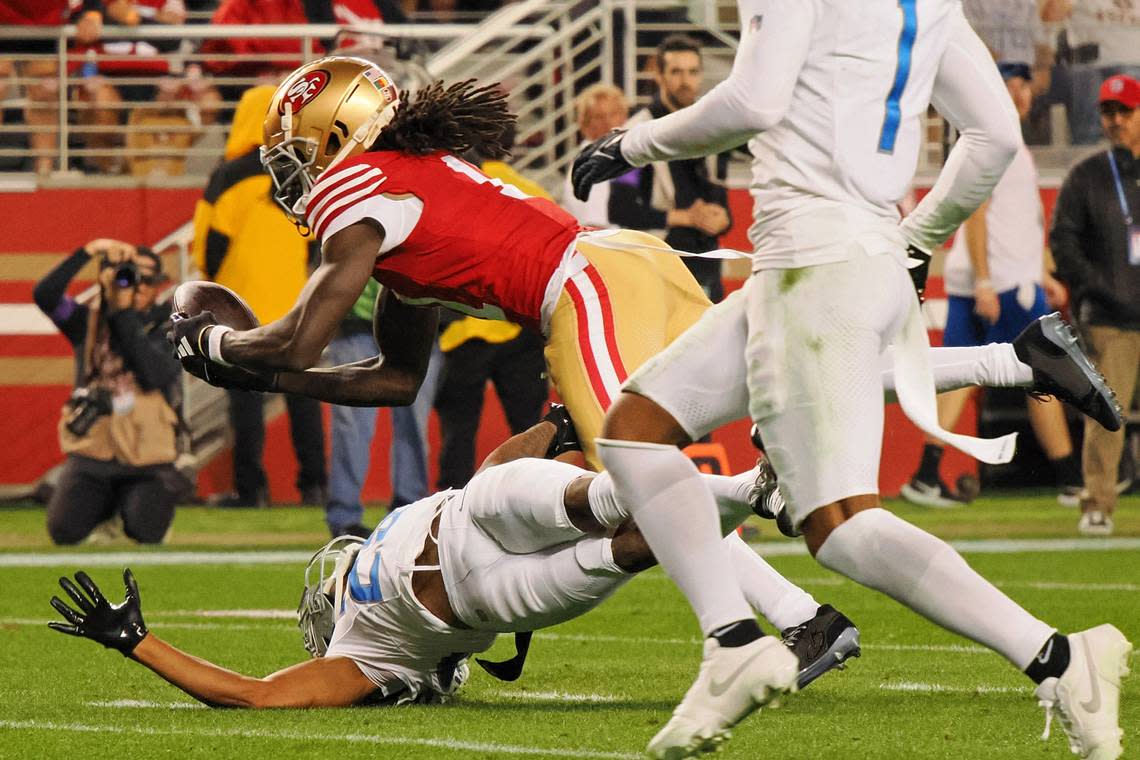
261 55 401 227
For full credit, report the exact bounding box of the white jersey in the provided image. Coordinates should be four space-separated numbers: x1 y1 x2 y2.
326 491 497 704
619 0 1021 270
944 143 1043 296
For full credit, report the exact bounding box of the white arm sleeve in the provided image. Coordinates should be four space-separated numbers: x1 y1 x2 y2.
898 9 1022 253
620 0 817 165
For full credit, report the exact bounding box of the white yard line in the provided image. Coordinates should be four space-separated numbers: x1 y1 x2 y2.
486 690 620 703
4 537 1140 567
0 551 312 568
0 719 642 759
4 617 292 632
87 700 204 710
162 609 298 619
879 681 1025 695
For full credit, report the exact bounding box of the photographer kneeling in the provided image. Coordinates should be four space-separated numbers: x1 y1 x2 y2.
34 239 182 545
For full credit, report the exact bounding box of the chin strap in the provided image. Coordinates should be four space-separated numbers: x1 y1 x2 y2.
475 631 533 682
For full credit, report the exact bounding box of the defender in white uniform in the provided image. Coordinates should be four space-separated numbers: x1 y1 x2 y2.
572 1 1131 757
48 419 852 714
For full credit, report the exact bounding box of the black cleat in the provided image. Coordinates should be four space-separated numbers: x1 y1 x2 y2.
746 456 800 538
1014 313 1123 431
781 604 861 690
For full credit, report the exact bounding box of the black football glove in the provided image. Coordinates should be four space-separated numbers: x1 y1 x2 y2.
180 355 278 393
49 569 149 656
905 244 932 304
571 128 632 201
542 403 581 459
168 310 221 362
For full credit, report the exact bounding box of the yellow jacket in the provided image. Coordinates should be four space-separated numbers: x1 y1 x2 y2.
190 85 313 324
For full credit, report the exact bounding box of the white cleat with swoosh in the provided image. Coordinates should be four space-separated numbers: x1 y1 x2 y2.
647 635 798 759
1035 624 1133 759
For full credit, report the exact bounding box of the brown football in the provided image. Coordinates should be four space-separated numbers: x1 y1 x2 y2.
171 281 259 330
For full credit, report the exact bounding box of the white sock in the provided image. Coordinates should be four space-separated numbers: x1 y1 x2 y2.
596 438 754 635
704 469 759 534
881 344 1033 402
815 508 1054 669
590 467 757 535
724 532 819 631
587 471 629 529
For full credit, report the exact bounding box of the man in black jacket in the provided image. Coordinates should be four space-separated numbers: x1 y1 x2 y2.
630 34 733 302
1049 74 1140 536
33 239 182 544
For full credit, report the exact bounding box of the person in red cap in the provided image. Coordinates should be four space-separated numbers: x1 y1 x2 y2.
1049 72 1140 536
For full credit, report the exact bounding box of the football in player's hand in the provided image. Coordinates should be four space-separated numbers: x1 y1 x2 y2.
171 281 259 330
170 282 276 392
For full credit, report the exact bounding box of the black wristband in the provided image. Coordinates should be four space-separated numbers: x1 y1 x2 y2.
542 404 581 459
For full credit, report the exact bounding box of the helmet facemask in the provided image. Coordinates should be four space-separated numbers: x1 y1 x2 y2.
261 136 319 227
297 534 366 657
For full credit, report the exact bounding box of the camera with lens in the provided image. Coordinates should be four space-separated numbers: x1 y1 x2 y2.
105 259 139 288
64 387 113 437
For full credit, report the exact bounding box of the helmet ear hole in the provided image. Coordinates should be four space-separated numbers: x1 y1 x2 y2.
325 132 342 155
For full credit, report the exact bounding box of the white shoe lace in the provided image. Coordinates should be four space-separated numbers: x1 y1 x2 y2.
1037 695 1055 741
1037 691 1083 755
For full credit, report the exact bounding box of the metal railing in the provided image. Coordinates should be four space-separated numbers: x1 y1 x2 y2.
0 5 1086 191
0 19 553 180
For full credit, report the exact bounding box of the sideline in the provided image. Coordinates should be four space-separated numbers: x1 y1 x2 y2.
0 719 644 760
4 537 1140 567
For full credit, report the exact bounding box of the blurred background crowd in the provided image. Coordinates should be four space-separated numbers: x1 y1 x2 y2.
0 0 1136 543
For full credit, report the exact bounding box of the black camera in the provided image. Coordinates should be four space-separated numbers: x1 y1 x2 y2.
111 260 139 288
65 387 113 437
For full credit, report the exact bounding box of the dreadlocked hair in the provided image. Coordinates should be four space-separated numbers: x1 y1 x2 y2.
370 79 516 159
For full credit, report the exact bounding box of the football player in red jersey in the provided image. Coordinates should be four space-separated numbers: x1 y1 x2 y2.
171 55 712 471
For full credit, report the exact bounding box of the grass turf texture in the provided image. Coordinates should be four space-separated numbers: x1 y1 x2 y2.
0 493 1137 759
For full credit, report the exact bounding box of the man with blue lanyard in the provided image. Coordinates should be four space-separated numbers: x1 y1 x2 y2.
1050 74 1140 536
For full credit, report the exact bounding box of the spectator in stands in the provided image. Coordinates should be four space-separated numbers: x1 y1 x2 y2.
0 1 106 174
559 83 680 235
191 85 327 506
324 279 442 537
98 1 223 130
202 0 406 79
1050 73 1140 536
627 34 732 302
560 84 629 227
434 134 548 489
1053 0 1140 144
902 62 1080 509
33 238 181 545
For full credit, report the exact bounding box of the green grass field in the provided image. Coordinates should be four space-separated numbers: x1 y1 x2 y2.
1 494 1137 759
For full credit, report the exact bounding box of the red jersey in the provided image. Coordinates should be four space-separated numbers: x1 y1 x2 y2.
306 150 580 332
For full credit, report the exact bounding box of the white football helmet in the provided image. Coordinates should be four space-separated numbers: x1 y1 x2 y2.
297 534 366 657
261 55 401 229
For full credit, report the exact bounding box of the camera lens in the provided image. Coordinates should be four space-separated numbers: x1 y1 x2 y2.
114 262 138 287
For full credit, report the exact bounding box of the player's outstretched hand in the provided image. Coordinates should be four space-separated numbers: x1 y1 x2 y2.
168 310 221 362
905 245 932 304
49 569 149 656
571 128 632 201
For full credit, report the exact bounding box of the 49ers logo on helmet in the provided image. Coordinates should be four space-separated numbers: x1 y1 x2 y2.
279 70 331 114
